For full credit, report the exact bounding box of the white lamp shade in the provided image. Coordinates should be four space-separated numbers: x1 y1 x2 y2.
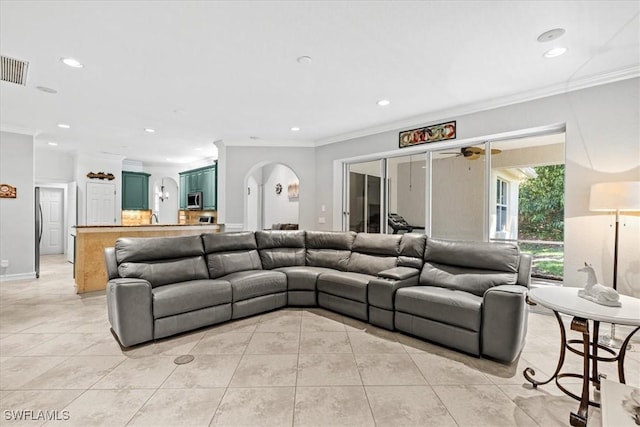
589 181 640 212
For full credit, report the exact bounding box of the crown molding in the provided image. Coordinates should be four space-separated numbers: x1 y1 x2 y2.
315 66 640 147
0 124 39 136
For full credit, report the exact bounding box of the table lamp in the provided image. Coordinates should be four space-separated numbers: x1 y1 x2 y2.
589 181 640 348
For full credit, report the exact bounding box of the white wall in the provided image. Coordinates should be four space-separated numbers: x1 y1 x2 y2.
246 174 260 231
310 78 639 294
218 145 315 230
35 148 74 182
0 131 35 280
262 164 299 228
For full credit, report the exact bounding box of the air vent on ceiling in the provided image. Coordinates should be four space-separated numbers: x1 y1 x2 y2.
1 55 29 86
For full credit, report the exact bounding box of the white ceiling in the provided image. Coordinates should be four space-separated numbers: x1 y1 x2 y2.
1 1 638 165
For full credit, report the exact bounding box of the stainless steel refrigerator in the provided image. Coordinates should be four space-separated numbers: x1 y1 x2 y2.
34 186 42 278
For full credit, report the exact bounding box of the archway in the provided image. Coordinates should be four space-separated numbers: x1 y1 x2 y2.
245 162 300 231
151 177 178 224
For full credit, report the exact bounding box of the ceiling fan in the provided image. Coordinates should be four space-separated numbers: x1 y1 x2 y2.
442 146 502 160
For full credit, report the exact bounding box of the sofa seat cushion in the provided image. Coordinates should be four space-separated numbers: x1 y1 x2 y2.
317 271 373 303
223 270 287 302
274 266 335 291
395 286 483 332
152 279 231 319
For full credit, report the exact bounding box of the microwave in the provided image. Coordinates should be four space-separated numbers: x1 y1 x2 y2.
187 192 203 210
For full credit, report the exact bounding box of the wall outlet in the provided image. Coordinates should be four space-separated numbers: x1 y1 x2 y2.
318 217 326 224
1 260 8 268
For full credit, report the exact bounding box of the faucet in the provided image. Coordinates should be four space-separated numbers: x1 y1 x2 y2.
150 213 159 224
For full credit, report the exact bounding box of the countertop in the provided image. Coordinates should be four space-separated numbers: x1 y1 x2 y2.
74 223 220 228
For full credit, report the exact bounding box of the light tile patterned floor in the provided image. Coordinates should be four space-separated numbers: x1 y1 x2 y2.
1 255 639 426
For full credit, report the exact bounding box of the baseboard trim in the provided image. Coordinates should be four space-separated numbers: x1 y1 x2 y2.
0 272 37 282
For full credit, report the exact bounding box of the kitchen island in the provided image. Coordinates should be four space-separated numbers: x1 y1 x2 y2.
73 224 224 293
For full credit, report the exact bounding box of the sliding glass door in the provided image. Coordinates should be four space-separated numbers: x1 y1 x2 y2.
342 130 565 268
346 160 384 233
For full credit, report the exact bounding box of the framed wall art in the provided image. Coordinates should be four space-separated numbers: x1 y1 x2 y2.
399 120 456 148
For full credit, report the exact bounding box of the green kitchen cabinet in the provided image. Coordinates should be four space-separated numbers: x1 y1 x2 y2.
122 171 150 210
202 165 217 209
178 163 217 210
179 174 187 209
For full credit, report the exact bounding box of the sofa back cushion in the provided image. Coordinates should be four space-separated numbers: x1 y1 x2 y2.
305 231 355 271
347 233 400 276
425 238 519 272
398 233 427 269
256 230 306 270
115 236 208 288
202 232 262 279
421 238 520 296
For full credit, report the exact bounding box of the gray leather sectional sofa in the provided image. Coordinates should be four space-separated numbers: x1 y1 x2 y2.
104 230 532 362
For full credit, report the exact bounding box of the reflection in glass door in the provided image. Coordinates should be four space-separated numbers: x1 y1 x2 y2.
386 154 427 234
430 143 488 240
347 160 383 233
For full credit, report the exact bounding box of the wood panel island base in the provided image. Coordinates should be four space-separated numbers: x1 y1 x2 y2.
73 224 224 293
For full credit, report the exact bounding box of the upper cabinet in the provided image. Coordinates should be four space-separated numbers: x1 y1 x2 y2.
122 171 150 210
179 163 217 210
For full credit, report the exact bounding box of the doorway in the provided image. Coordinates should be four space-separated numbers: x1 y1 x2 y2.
152 177 178 224
245 163 300 231
40 187 64 255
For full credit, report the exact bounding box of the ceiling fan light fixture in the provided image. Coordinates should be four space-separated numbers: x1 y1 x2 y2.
537 28 566 43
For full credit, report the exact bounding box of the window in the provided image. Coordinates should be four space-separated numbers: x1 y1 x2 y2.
496 178 508 232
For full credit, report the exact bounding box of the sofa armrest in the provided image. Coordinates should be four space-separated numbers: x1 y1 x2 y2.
104 247 119 280
377 267 420 281
106 278 153 347
368 272 420 310
517 254 532 288
481 285 528 362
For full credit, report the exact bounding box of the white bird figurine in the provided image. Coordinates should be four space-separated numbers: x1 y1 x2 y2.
577 262 621 307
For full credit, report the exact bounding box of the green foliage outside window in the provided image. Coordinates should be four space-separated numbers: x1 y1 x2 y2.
518 164 565 242
518 164 565 280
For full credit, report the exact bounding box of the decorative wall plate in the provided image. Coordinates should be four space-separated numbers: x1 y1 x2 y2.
0 184 17 199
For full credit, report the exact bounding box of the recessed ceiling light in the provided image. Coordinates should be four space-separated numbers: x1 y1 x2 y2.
48 142 58 146
296 56 312 64
377 99 391 106
543 47 567 58
144 128 156 133
36 86 57 94
290 127 300 132
195 147 203 151
60 57 84 68
57 123 70 129
537 28 566 43
249 136 261 140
